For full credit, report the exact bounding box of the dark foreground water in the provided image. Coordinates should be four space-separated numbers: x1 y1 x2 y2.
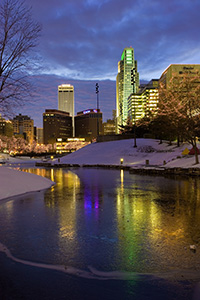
0 167 200 299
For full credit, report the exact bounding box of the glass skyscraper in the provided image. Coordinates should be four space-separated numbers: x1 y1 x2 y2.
116 47 139 132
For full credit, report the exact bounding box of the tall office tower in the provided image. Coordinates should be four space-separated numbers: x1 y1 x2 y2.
116 47 139 132
58 84 74 136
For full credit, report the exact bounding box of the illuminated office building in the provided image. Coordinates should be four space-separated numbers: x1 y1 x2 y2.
128 79 159 122
103 119 116 135
116 47 139 132
58 84 74 136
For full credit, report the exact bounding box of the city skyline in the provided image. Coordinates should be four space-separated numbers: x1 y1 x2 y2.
14 0 200 127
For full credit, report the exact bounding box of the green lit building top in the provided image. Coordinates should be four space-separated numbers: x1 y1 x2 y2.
116 47 139 132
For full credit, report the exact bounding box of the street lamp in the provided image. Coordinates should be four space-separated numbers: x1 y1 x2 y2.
96 83 99 138
131 68 137 148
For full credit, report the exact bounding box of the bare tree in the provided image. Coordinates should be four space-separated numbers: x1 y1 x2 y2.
0 0 41 117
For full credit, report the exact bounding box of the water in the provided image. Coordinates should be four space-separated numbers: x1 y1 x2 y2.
0 167 200 299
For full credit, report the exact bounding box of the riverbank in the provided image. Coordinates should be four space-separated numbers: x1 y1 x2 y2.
1 138 200 201
55 138 200 169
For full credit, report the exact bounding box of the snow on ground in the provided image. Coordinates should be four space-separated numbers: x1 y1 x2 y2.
0 166 54 201
57 138 200 168
0 154 39 165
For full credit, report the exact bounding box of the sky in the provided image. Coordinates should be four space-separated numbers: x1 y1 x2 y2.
19 0 200 127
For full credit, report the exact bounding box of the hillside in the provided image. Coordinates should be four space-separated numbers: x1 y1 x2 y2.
57 138 200 168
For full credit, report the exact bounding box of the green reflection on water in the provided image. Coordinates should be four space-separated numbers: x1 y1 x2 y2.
115 171 200 272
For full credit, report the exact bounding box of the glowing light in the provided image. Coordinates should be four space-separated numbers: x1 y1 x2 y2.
51 168 54 182
120 169 124 184
83 109 98 115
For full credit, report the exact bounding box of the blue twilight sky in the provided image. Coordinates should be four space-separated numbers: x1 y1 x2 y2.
20 0 200 127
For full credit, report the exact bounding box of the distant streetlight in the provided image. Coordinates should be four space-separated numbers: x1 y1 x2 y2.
96 83 99 138
131 68 137 148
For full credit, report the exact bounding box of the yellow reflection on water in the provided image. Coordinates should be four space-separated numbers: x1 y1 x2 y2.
23 168 81 245
120 169 124 185
115 175 200 272
50 168 54 182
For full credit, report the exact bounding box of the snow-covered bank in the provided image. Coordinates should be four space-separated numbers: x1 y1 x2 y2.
0 139 199 201
0 167 54 201
56 138 200 168
0 154 39 165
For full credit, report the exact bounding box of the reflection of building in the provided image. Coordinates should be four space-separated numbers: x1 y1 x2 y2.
75 109 103 141
0 115 13 137
43 109 72 145
116 47 139 131
159 64 200 87
58 84 74 136
12 113 34 143
128 79 159 122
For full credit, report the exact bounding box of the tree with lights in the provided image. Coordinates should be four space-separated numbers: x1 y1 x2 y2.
158 75 200 164
0 0 41 117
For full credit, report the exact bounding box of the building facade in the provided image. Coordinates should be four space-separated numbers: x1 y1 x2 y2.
159 64 200 87
75 109 103 141
12 114 34 143
116 47 139 132
36 128 43 144
128 79 159 122
58 84 74 136
103 119 116 135
0 115 13 137
43 109 72 145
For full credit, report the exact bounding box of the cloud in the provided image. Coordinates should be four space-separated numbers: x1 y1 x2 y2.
24 0 200 82
16 0 200 126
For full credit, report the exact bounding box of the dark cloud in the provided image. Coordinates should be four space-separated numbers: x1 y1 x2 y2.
20 0 200 124
25 0 200 81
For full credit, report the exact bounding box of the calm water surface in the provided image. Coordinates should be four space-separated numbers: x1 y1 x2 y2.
0 167 200 299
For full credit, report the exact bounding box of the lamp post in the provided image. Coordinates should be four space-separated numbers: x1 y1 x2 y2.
96 83 99 138
131 68 137 148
